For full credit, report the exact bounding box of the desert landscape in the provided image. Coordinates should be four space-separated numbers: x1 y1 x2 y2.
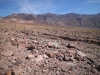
0 0 100 74
0 18 100 75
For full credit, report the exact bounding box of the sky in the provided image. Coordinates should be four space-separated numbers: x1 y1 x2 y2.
0 0 100 16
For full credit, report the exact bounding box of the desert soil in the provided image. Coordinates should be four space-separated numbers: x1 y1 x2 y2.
0 23 100 75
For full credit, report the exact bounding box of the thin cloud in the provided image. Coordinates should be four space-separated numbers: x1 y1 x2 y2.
16 0 56 14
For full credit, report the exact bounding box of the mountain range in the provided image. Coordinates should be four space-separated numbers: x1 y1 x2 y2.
1 13 100 28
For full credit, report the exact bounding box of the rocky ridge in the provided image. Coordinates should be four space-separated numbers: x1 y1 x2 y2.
1 13 100 28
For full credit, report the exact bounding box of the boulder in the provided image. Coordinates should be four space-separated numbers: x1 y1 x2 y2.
35 55 44 62
48 41 59 48
53 42 59 48
64 56 70 61
11 37 15 41
67 43 75 48
48 42 54 48
68 50 76 55
13 66 22 75
77 51 86 57
47 52 54 58
67 62 76 71
27 54 34 59
43 54 49 58
1 51 13 57
6 69 12 75
64 55 74 62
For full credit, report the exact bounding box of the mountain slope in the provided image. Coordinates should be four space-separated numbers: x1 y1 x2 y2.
3 13 100 28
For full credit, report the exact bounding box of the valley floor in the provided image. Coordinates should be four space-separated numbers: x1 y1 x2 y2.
0 23 100 75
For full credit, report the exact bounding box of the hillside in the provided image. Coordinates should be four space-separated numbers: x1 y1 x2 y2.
2 13 100 28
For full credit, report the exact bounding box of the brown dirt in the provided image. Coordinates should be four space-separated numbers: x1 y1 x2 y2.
0 23 100 75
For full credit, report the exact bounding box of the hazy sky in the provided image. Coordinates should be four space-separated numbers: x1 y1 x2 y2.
0 0 100 16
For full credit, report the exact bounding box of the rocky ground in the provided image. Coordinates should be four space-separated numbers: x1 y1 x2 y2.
0 23 100 75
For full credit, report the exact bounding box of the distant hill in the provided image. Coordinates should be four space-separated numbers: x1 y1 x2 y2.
2 13 100 28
